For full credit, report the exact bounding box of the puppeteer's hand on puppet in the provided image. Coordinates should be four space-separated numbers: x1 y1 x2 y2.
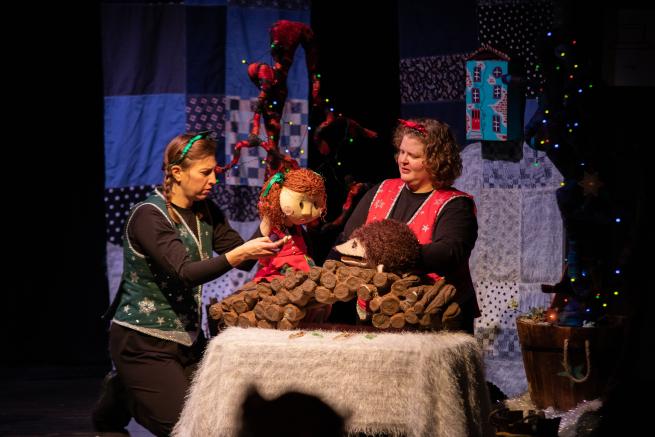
254 168 326 282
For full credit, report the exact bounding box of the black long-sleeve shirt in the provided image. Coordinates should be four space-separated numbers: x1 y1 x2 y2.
128 201 259 288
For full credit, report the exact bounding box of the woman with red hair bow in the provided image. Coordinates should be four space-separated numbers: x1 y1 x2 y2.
328 118 480 333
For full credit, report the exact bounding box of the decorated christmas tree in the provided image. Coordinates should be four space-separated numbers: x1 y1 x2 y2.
523 28 632 327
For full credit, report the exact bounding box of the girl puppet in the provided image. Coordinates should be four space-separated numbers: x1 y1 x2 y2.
254 168 326 281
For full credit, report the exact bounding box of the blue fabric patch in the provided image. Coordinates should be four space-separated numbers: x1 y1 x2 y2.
186 95 226 137
209 185 259 222
401 101 466 146
225 7 309 99
186 6 226 94
102 3 186 96
104 94 186 188
398 0 477 58
186 94 227 171
104 185 157 245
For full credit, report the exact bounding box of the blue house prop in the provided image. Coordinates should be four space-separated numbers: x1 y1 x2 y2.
465 46 521 141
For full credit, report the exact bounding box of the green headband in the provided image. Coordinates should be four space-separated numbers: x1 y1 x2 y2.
262 172 285 197
168 131 210 167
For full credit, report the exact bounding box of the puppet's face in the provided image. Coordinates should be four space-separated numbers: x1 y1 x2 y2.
279 187 324 226
335 238 369 268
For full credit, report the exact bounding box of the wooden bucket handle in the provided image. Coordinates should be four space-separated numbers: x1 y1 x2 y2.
562 338 591 383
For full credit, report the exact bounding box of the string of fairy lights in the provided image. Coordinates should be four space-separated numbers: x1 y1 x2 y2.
527 30 625 323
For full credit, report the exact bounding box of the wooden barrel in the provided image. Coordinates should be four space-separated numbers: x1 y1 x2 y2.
516 317 625 410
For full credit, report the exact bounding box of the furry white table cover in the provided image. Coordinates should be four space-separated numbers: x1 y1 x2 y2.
174 327 493 437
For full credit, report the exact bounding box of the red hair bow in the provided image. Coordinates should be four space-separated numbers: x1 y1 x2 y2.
398 119 427 135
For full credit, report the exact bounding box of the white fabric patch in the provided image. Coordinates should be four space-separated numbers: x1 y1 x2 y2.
483 357 528 398
518 283 554 314
520 189 564 283
455 142 483 196
456 142 484 273
475 280 520 330
472 188 521 282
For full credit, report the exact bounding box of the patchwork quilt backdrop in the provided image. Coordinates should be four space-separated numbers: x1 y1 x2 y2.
102 0 311 333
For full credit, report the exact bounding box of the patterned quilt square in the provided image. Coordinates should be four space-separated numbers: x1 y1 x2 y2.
186 95 226 138
224 96 308 187
209 184 260 222
186 95 227 170
400 53 468 103
477 0 553 97
474 279 522 360
483 142 563 189
104 185 157 245
471 188 521 282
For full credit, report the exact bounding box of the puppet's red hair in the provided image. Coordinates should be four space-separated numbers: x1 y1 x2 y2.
258 168 326 231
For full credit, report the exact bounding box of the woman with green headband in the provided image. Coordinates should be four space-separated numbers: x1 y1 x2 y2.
93 132 288 437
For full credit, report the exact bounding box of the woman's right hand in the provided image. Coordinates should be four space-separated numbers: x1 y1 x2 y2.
225 236 289 266
242 236 289 258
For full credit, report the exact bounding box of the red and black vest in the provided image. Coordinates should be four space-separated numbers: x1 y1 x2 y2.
365 178 473 282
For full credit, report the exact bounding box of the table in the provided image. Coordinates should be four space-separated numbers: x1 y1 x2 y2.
173 327 493 437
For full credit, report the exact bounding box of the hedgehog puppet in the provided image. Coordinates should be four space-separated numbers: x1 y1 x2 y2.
335 219 421 274
333 219 460 329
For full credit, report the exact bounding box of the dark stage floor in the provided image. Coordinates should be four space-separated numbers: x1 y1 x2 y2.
0 365 649 436
0 366 152 437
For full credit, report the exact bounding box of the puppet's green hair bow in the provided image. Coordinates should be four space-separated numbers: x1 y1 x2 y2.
262 172 285 197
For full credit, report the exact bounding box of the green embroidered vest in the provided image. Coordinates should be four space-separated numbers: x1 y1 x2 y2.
112 189 213 346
